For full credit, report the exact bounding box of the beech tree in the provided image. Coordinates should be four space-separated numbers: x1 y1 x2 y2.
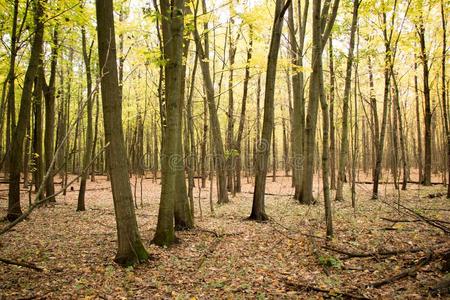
95 0 149 265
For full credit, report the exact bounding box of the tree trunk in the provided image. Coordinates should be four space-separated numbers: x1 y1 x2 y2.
416 17 432 186
336 0 358 201
440 0 449 198
287 0 309 200
7 0 45 221
77 26 93 211
95 0 149 265
193 7 229 205
250 0 290 221
153 0 191 245
32 70 44 199
42 28 58 204
234 27 252 193
299 0 339 204
329 38 336 190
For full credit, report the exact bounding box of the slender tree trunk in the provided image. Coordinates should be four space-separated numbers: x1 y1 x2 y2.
7 0 45 221
250 0 290 221
32 71 44 199
174 30 193 230
234 27 252 194
336 0 359 201
416 17 432 186
77 27 93 211
42 28 58 203
4 0 20 176
95 0 149 265
329 38 336 190
193 7 229 205
373 11 393 199
440 0 449 198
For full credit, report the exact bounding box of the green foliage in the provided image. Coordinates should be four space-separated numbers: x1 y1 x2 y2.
318 255 343 269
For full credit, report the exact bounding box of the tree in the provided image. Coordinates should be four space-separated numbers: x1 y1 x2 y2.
42 27 58 204
193 0 229 205
77 25 94 212
250 0 291 221
95 0 149 265
153 0 189 246
335 0 360 202
299 0 339 204
287 0 309 201
7 0 45 222
415 7 432 186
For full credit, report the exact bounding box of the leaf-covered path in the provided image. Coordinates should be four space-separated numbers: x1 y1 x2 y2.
1 176 449 299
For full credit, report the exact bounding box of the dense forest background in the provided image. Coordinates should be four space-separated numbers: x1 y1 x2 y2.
0 0 449 298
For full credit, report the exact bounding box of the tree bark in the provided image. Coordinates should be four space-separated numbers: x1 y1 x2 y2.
335 0 359 201
250 0 290 221
77 26 93 211
7 0 44 221
95 0 149 265
193 5 229 205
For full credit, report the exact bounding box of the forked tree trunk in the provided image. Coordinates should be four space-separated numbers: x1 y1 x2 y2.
299 0 339 204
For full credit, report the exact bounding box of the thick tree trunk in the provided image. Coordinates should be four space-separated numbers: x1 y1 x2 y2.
153 0 191 245
95 0 149 265
287 0 308 200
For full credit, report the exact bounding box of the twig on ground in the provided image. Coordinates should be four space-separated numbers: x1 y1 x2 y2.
369 251 433 288
284 279 371 300
0 257 44 272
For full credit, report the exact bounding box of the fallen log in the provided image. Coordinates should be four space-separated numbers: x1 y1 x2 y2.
284 280 370 300
369 252 433 288
323 245 425 258
0 257 44 272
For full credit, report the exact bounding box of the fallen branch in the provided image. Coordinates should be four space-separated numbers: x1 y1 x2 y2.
284 280 370 300
0 257 43 272
369 251 433 288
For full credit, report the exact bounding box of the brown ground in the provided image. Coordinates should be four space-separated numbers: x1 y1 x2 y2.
0 172 449 299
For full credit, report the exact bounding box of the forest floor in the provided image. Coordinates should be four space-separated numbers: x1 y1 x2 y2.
0 173 449 299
